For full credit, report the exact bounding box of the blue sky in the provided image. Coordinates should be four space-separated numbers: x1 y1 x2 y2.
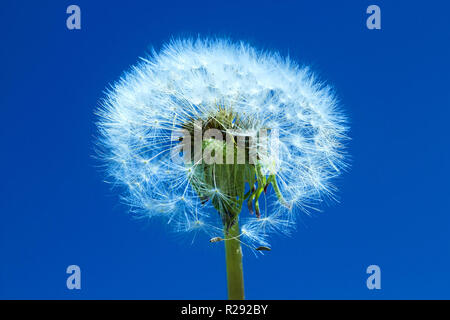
1 0 449 299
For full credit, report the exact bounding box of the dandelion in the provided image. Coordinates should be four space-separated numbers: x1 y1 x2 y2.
96 38 349 299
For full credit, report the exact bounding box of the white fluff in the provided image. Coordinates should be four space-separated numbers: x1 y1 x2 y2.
96 38 349 248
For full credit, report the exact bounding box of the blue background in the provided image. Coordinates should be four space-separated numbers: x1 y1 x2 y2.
1 0 449 299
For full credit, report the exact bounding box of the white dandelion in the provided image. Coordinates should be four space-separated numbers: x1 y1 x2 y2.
96 38 349 299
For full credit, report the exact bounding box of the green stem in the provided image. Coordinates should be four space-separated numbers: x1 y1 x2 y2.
224 219 245 300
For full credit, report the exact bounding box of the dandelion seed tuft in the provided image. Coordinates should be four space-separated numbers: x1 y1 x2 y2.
96 38 349 250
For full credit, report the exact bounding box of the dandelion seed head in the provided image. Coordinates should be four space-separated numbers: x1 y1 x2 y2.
96 38 348 248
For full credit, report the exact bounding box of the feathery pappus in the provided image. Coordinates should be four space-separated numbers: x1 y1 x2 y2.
95 38 349 251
